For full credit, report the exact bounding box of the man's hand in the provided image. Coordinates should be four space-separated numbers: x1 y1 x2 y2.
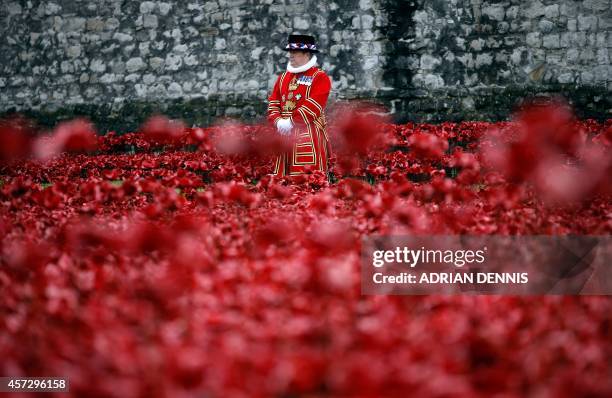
276 118 293 136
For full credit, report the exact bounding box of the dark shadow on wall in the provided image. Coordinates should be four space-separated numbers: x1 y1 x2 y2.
326 0 363 91
378 0 420 92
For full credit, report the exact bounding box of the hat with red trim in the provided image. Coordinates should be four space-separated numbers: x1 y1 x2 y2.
283 34 319 53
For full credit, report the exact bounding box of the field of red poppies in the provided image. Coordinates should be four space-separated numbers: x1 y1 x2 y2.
1 103 611 397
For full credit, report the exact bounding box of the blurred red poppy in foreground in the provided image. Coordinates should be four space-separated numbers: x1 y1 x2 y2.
140 115 187 143
0 107 610 397
481 99 611 205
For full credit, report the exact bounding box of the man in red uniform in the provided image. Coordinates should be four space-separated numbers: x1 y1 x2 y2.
267 34 332 176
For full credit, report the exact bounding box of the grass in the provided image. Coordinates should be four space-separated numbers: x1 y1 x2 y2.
0 178 52 189
472 183 487 191
37 179 184 195
102 179 183 194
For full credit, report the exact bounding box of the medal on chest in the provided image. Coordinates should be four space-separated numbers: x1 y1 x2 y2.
283 100 296 111
288 76 299 91
297 75 313 86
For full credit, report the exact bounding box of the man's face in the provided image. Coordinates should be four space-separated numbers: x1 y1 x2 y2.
289 50 311 68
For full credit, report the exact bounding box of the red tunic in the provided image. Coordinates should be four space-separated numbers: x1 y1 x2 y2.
267 66 332 176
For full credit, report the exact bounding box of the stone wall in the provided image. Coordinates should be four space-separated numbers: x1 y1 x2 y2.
384 0 612 121
0 0 610 132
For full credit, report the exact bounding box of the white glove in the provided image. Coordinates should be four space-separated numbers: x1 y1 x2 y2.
276 118 293 136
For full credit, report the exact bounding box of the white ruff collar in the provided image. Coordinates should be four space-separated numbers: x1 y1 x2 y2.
287 55 317 73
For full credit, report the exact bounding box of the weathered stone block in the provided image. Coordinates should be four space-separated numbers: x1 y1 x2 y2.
66 45 82 58
544 5 560 19
293 16 310 30
45 2 62 15
559 3 578 17
361 14 375 30
495 52 509 63
106 18 120 30
585 0 610 12
60 60 74 73
486 37 502 49
596 32 608 47
150 57 164 71
168 82 183 97
557 72 574 84
214 38 226 50
546 53 563 65
526 32 541 47
420 54 441 70
125 74 140 82
542 34 560 49
121 44 136 57
592 65 609 82
173 44 188 54
86 18 104 32
90 59 106 73
359 0 373 11
413 73 445 89
482 4 505 22
158 3 172 16
363 56 379 70
142 74 155 84
469 38 485 51
184 55 198 66
568 32 587 46
538 20 555 33
113 32 133 42
6 2 22 15
139 1 156 14
526 1 546 18
580 49 595 63
506 6 519 20
100 73 117 84
126 57 145 73
510 47 527 65
475 53 493 68
143 15 158 29
578 14 598 31
566 48 579 63
559 33 570 48
64 17 86 32
597 48 609 65
360 29 374 40
599 15 612 30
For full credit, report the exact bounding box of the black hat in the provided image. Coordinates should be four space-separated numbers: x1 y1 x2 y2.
283 34 319 53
